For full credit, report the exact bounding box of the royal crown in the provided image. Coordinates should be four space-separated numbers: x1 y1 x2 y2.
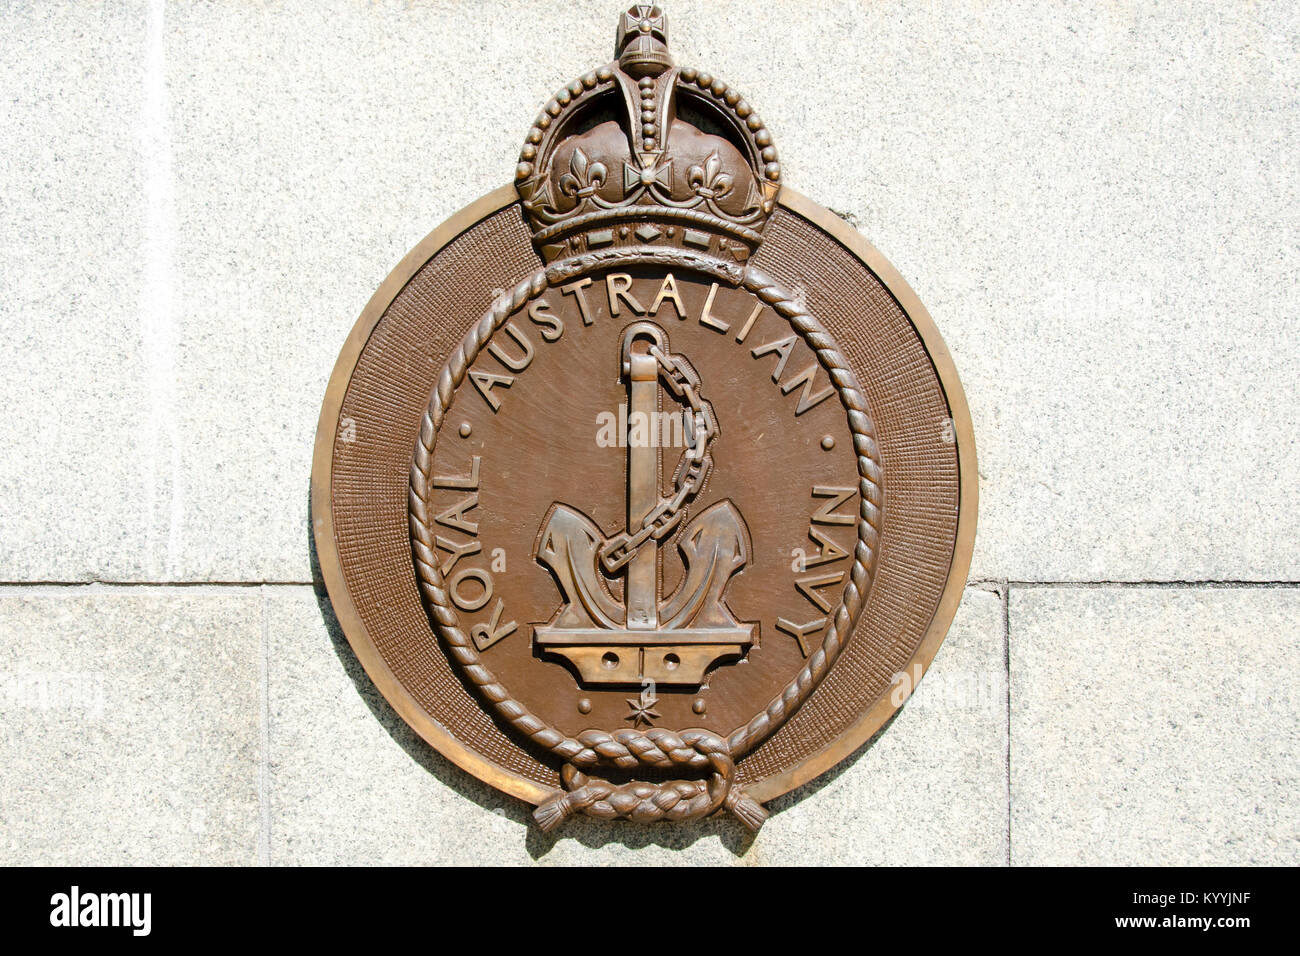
514 4 781 264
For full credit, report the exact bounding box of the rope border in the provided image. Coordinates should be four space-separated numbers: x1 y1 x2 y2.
408 248 882 823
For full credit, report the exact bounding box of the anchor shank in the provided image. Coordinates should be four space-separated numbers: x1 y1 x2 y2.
626 350 660 629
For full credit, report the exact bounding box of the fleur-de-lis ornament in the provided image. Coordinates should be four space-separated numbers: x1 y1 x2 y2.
688 151 733 200
558 147 608 199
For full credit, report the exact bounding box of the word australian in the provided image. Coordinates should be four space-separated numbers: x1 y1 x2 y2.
469 272 834 416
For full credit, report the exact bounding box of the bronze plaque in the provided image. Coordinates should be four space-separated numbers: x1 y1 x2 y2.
313 5 976 831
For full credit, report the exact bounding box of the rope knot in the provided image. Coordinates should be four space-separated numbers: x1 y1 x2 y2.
532 729 764 832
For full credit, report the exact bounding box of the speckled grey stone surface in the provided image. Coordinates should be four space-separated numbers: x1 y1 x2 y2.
1 0 1298 866
0 588 261 864
0 3 158 581
3 1 1296 582
1010 586 1300 865
266 585 1005 865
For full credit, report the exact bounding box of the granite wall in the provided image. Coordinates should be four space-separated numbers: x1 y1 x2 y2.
1 0 1296 864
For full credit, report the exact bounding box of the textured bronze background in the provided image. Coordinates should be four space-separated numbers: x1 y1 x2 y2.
313 5 975 828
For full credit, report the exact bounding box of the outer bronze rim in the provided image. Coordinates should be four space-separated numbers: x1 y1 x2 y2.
311 183 978 807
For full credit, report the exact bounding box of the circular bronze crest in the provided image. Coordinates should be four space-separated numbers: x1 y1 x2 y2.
312 6 975 831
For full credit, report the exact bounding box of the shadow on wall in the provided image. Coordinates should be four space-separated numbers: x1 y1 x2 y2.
305 484 891 859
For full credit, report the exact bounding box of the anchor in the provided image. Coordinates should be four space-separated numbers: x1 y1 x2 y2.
533 321 756 686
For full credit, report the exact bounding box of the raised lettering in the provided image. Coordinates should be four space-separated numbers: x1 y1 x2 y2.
812 486 856 525
449 566 493 611
795 571 845 613
470 369 513 411
560 277 596 325
435 536 481 576
649 272 686 319
698 282 728 332
606 273 646 316
433 456 480 490
734 302 762 344
528 299 564 341
803 525 849 569
470 598 517 651
776 617 826 657
486 321 535 372
751 334 796 382
780 363 835 415
435 494 479 535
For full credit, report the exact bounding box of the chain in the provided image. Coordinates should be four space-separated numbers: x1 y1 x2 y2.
597 343 719 574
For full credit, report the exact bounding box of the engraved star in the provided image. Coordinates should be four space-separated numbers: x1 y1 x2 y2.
625 686 661 727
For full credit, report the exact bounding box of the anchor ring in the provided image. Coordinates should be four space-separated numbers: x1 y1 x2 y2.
620 321 668 378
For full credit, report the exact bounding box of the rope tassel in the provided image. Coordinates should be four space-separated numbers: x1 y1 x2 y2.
723 789 770 832
533 794 576 832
